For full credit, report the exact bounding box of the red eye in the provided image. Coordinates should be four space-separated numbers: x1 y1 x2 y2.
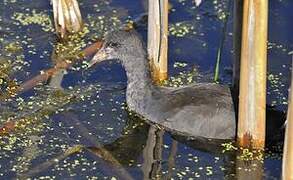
107 42 120 48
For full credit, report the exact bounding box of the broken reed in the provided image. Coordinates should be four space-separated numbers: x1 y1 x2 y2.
148 0 168 82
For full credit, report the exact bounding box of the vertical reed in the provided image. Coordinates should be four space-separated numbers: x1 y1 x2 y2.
237 0 268 149
232 0 243 93
282 58 293 179
147 0 168 82
52 0 83 39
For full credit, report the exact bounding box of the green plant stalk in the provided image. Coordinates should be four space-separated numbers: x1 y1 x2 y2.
214 0 232 82
214 49 221 83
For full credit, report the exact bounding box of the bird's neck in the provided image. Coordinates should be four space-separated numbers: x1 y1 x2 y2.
122 54 155 111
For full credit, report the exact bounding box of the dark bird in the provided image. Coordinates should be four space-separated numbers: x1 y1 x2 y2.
89 30 235 139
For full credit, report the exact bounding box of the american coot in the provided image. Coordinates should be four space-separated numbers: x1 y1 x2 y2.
89 30 235 139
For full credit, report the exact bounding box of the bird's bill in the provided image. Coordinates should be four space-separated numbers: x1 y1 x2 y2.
87 47 109 68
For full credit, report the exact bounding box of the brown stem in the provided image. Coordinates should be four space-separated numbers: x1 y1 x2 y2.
0 41 103 135
86 147 134 180
60 112 133 180
0 121 16 135
19 41 103 93
19 145 84 179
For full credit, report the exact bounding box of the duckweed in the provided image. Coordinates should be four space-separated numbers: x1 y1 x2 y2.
221 142 264 162
169 22 195 37
12 10 53 32
212 0 229 20
173 61 188 68
53 26 90 65
0 60 19 99
162 62 199 87
267 73 287 106
4 42 23 53
221 142 237 153
0 0 286 179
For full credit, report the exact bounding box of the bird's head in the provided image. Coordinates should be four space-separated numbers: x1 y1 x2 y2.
88 30 145 67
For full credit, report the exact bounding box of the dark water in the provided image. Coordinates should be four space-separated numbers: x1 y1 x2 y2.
0 0 292 179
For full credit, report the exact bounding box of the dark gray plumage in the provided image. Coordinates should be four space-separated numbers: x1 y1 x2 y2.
90 30 236 139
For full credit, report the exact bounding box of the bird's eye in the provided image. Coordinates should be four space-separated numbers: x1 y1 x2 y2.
107 42 120 48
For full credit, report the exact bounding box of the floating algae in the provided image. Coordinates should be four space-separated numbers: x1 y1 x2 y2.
162 62 200 87
0 84 101 137
12 10 53 32
0 59 18 99
221 142 264 161
0 83 101 177
52 26 90 65
169 22 196 38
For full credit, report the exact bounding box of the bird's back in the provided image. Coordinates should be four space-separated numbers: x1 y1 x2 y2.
142 83 236 139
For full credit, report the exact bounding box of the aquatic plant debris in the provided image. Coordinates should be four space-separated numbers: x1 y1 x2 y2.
194 0 202 7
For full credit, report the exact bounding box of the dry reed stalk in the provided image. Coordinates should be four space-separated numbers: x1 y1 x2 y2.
52 0 83 38
147 0 168 82
282 58 293 179
237 0 268 149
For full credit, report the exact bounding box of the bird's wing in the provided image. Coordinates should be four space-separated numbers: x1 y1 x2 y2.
156 83 235 139
160 83 232 112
